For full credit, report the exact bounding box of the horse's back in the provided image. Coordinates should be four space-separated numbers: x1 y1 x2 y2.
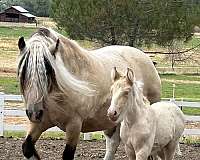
92 45 161 103
151 102 185 147
92 45 149 63
151 102 184 124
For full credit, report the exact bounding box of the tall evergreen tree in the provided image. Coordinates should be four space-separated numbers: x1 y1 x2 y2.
22 0 51 17
51 0 200 46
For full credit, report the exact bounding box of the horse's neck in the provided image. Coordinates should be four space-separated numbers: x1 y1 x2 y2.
52 37 104 115
60 37 98 78
124 91 147 126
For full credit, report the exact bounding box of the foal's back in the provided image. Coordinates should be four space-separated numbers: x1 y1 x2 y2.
151 102 185 148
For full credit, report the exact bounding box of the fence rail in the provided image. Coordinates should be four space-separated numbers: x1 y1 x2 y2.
0 93 200 138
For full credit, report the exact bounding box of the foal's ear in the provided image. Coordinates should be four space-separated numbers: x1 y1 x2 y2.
49 39 60 58
126 68 135 85
18 37 26 51
111 67 120 82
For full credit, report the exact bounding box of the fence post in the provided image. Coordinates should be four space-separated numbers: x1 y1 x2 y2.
83 133 92 140
172 84 176 99
0 92 5 137
180 98 183 110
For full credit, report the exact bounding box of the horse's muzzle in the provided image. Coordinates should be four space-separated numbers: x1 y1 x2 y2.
26 109 43 123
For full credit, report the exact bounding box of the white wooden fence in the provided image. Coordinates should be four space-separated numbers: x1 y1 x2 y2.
0 93 200 138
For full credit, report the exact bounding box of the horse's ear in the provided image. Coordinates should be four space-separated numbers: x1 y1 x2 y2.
111 67 120 82
18 37 26 51
126 68 135 86
49 39 60 58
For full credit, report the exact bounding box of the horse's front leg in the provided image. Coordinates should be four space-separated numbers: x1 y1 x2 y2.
22 122 52 160
103 124 121 160
63 117 82 160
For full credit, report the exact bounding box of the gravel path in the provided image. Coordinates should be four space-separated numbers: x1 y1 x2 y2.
0 138 199 160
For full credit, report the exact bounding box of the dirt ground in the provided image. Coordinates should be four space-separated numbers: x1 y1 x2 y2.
0 138 199 160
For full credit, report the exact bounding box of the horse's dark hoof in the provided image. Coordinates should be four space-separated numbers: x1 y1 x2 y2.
22 135 40 160
22 136 35 158
62 144 76 160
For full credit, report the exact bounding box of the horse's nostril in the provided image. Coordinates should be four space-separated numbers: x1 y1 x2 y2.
25 109 28 117
35 110 43 120
25 109 32 119
114 111 117 116
39 110 43 118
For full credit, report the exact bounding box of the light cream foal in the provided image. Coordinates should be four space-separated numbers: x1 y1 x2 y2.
107 67 185 160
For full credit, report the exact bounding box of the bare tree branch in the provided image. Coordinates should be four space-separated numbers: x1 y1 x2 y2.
144 42 200 55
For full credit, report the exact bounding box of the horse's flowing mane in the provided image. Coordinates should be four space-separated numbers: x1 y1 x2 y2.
17 27 96 100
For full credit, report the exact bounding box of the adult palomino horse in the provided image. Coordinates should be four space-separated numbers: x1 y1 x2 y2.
17 27 161 160
107 68 184 160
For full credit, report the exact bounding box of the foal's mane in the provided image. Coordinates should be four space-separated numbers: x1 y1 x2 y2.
132 81 150 107
17 27 96 99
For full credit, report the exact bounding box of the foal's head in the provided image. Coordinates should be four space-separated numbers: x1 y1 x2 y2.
17 31 59 123
107 67 135 123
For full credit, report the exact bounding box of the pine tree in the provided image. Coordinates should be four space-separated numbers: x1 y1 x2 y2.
51 0 200 46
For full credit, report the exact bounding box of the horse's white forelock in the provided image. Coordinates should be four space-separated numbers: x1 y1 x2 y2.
17 37 49 103
28 38 49 99
18 32 96 101
30 33 96 97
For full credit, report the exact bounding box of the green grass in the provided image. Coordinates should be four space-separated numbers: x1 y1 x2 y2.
0 77 20 94
41 131 65 139
3 131 105 140
160 73 200 81
180 136 200 144
0 74 200 99
182 107 200 116
3 131 26 138
0 26 36 38
3 131 65 139
161 81 200 99
185 36 200 48
4 131 200 144
160 73 200 100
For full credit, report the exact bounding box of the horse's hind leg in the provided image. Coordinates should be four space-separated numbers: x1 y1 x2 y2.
103 124 121 160
22 122 52 160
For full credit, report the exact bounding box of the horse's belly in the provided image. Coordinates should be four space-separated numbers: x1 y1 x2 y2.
81 117 116 132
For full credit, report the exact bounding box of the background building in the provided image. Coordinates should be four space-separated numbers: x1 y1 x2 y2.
0 6 36 23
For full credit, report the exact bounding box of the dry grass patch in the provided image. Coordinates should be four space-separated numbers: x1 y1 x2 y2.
0 37 18 70
0 37 18 51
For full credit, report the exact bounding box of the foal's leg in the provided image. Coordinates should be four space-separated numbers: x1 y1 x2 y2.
163 140 178 160
175 143 182 156
103 124 121 160
135 147 150 160
157 150 165 160
22 122 51 160
125 145 136 160
63 118 82 160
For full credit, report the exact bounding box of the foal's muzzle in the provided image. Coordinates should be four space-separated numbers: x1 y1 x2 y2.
26 109 43 123
107 107 119 122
